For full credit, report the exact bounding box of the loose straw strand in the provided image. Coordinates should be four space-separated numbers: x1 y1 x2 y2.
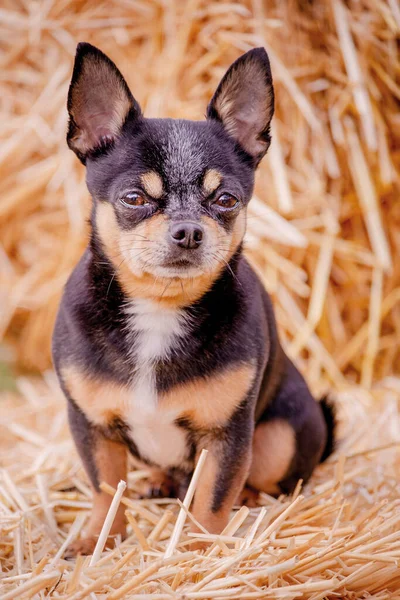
164 449 208 558
89 480 126 566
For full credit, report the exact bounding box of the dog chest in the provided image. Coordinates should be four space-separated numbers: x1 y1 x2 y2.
125 388 189 468
124 299 190 467
62 299 256 470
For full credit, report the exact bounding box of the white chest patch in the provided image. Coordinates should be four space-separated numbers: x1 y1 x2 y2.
124 299 190 468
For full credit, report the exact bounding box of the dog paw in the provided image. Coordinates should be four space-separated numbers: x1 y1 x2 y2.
64 536 97 559
140 471 178 499
237 486 260 508
189 539 209 552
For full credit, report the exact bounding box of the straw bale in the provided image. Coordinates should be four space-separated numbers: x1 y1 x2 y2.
1 0 400 597
0 0 399 385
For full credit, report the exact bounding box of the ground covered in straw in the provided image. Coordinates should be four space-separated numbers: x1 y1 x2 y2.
1 0 400 598
1 375 400 598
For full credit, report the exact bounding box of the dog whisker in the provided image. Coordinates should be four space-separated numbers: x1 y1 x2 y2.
106 258 126 297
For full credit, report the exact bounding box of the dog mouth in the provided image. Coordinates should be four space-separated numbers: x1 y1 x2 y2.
147 255 206 279
166 259 195 269
160 250 202 270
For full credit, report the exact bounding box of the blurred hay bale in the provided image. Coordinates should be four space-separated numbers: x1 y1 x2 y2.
0 0 399 393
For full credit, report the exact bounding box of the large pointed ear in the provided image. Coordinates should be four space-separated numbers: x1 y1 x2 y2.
67 42 141 163
207 48 274 166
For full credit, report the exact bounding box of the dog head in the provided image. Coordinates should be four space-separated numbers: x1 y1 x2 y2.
67 43 274 302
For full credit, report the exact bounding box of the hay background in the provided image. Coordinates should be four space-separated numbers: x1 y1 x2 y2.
1 0 400 597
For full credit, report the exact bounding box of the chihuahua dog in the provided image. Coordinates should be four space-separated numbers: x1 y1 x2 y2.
53 43 334 557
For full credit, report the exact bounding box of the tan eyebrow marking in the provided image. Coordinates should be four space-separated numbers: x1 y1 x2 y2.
203 169 222 195
140 171 164 199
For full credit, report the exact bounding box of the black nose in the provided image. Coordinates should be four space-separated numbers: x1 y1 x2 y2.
170 221 204 249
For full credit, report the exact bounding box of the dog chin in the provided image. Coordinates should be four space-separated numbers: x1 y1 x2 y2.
147 264 206 280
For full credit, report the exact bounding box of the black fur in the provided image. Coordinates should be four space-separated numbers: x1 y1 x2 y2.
318 396 336 462
67 400 100 491
211 396 255 512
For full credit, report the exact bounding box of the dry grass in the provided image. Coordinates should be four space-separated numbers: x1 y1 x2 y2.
1 377 400 597
1 0 400 597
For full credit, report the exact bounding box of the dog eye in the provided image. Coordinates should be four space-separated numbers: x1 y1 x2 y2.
120 192 148 207
214 193 238 210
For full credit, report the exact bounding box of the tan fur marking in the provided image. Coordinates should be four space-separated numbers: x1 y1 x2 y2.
201 210 246 264
230 210 246 255
191 447 251 540
96 203 240 308
62 362 255 430
161 362 256 428
138 469 178 499
61 365 128 426
247 419 296 495
203 169 222 195
66 437 127 557
191 451 219 533
140 171 164 199
86 437 127 536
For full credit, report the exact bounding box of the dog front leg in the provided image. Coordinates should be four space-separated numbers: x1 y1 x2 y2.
65 400 127 558
190 419 253 546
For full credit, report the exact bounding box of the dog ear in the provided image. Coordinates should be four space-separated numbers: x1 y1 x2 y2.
67 42 141 163
207 48 274 165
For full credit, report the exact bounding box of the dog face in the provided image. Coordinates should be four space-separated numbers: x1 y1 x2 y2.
67 43 274 290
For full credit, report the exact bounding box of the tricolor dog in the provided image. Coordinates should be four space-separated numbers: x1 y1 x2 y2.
53 43 335 557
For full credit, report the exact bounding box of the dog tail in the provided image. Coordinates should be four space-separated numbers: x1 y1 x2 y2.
319 396 336 463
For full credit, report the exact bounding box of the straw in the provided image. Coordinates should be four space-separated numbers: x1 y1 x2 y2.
1 0 400 597
89 480 126 566
164 449 208 558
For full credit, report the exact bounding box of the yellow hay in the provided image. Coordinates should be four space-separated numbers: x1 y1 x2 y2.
1 0 400 597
